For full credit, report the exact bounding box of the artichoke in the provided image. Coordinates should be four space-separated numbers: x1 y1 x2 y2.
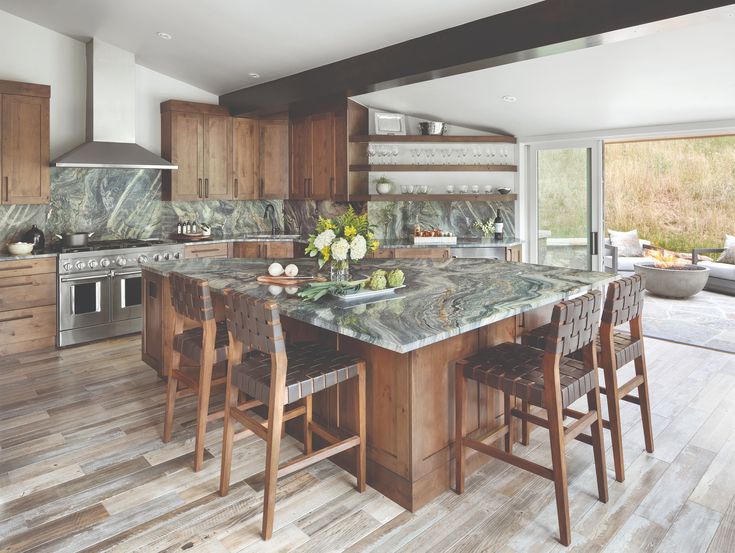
369 271 387 290
387 269 405 288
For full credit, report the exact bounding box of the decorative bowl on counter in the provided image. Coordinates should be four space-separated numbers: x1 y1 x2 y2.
497 187 512 195
8 242 34 255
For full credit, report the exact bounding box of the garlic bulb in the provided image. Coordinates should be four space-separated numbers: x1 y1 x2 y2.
284 264 299 277
268 285 284 296
268 262 284 276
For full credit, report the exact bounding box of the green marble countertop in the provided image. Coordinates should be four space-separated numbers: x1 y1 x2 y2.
142 257 615 354
380 237 522 248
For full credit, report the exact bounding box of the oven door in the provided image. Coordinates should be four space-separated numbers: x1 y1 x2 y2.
58 272 111 331
111 269 143 322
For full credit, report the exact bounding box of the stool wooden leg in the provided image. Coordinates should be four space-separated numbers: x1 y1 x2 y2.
355 364 367 493
587 387 609 503
520 398 530 446
545 357 571 547
455 363 467 494
193 329 215 472
504 393 514 454
163 370 178 443
632 318 654 454
219 380 238 497
303 395 313 455
262 398 285 540
601 325 626 482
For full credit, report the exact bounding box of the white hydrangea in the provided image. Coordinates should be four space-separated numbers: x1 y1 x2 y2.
313 229 335 251
349 234 367 261
331 238 350 261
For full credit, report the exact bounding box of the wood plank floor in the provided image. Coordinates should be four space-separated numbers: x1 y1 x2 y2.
1 334 734 552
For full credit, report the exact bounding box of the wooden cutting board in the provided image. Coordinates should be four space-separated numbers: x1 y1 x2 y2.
256 275 327 286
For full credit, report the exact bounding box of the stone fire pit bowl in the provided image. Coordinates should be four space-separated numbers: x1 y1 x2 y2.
634 262 710 299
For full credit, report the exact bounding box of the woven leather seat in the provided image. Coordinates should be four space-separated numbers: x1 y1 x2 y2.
173 321 229 364
462 342 597 409
523 324 642 368
232 342 362 406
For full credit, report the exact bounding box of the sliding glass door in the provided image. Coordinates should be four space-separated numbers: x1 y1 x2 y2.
528 141 603 271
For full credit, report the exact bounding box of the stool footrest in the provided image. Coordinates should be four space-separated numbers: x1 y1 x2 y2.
619 375 645 398
512 407 549 430
463 437 554 481
277 435 361 479
564 411 598 445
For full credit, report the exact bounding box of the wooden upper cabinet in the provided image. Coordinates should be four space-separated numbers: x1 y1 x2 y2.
162 110 203 201
232 117 257 199
257 118 289 199
289 115 310 199
202 115 231 200
310 112 335 200
0 81 50 205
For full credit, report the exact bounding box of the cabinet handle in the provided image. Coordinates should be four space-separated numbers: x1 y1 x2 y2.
234 178 239 198
198 178 203 198
259 178 265 197
330 176 335 196
0 313 33 324
3 177 8 202
191 248 222 254
0 281 33 289
0 265 32 271
205 178 209 198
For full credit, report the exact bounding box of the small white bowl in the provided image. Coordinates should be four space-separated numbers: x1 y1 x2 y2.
8 242 34 255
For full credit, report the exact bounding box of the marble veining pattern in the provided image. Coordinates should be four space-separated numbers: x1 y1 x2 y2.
368 200 515 241
283 200 366 236
143 258 614 353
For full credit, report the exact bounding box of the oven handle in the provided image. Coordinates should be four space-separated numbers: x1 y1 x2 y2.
112 270 142 278
60 273 110 283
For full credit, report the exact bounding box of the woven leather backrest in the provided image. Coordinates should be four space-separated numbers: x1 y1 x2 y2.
545 290 603 356
603 275 645 326
224 289 284 355
169 272 215 322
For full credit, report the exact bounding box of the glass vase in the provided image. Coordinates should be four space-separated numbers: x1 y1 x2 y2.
330 259 350 282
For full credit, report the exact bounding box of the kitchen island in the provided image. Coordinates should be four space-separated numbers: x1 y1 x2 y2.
141 257 614 510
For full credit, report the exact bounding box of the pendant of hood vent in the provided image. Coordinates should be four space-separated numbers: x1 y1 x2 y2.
51 39 178 170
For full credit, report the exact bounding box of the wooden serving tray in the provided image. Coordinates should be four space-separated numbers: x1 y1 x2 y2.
256 275 326 286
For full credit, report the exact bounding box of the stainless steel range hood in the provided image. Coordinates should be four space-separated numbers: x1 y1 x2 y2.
52 39 177 170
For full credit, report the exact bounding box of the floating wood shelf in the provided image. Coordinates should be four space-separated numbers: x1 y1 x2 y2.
350 164 517 172
350 135 516 144
364 193 517 202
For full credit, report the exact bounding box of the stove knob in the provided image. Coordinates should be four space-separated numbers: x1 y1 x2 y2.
75 260 86 270
138 254 149 263
116 256 128 267
88 259 98 269
173 252 181 259
100 258 110 267
164 253 171 261
153 254 161 262
63 262 73 271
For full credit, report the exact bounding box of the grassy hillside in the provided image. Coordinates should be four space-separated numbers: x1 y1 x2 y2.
605 137 735 252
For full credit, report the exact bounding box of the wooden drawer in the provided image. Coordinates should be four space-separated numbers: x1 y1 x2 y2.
0 272 55 312
0 257 55 278
184 243 229 259
233 242 263 258
0 304 56 356
369 248 394 259
394 248 450 260
266 241 293 258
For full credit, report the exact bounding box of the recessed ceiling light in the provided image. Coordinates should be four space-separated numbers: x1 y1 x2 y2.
502 95 517 103
156 32 172 40
248 72 261 79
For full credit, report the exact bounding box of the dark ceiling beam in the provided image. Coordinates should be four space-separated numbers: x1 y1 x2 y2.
220 0 735 115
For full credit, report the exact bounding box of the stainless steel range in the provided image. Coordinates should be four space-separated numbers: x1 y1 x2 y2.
57 239 184 347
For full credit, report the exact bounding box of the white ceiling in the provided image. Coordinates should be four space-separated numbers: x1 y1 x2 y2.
354 16 735 138
0 0 540 95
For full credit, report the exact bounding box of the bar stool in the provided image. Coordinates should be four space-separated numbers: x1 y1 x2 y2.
455 291 608 546
218 289 367 541
523 275 653 482
163 272 229 471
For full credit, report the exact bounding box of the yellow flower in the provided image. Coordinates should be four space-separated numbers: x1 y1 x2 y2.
344 225 357 239
367 231 374 240
370 240 379 251
320 246 331 262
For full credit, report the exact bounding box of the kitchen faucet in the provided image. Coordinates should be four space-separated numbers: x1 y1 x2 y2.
263 203 281 236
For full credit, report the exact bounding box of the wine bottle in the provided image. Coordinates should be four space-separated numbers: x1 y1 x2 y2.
176 220 182 235
494 209 504 241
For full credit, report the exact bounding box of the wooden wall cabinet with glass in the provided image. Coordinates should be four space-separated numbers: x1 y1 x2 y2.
290 99 367 200
0 80 50 205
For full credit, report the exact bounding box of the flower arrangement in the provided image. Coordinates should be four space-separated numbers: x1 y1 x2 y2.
305 206 379 279
474 218 495 238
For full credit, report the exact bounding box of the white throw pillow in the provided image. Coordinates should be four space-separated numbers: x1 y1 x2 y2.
608 229 644 257
725 234 735 249
718 246 735 265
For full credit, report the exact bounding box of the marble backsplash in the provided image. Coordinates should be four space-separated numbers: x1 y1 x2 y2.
0 169 516 247
0 168 283 245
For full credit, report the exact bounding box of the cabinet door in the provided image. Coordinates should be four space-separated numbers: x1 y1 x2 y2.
290 116 311 199
1 94 49 204
167 112 203 201
232 118 257 199
203 115 232 200
266 241 294 259
310 112 335 199
184 243 229 259
394 248 450 260
233 242 264 258
258 119 289 198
